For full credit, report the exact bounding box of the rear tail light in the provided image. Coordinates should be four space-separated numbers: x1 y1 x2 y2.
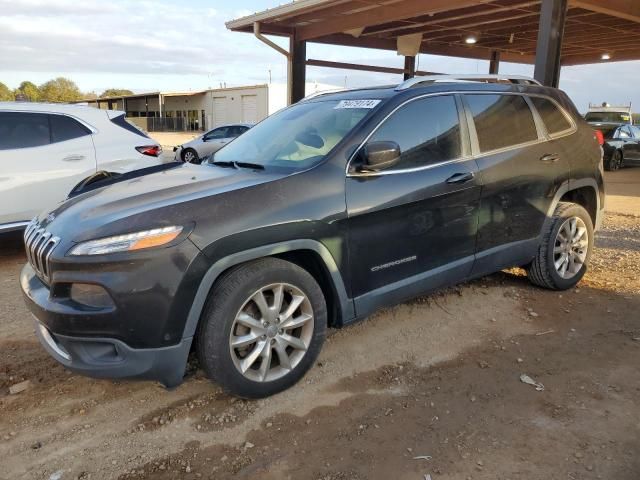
594 130 604 146
136 145 162 157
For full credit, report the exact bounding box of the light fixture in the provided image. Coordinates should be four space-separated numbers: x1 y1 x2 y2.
465 35 477 44
601 53 611 60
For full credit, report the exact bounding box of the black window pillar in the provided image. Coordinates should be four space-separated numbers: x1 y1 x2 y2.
534 0 568 87
289 30 307 104
404 55 416 80
489 51 501 74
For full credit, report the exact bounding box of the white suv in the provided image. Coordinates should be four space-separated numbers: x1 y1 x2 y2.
0 102 165 233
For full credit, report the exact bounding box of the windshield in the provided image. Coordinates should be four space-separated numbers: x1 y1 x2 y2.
210 99 376 172
585 112 631 123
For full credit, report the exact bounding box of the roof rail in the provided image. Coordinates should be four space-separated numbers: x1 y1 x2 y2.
395 74 542 91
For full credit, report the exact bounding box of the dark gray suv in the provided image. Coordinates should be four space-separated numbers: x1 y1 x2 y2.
21 75 604 398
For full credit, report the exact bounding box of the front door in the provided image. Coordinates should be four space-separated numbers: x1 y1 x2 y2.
346 94 481 315
0 112 96 226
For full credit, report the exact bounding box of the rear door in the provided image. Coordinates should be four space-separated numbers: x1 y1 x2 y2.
622 126 640 162
0 112 96 226
346 94 481 313
465 93 571 276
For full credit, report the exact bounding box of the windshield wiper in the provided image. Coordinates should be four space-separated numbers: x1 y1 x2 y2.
210 160 236 168
211 160 265 170
234 161 265 170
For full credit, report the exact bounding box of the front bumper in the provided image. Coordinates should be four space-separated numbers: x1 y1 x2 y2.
32 317 191 387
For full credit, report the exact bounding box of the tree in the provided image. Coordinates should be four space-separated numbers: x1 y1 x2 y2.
16 81 40 101
100 88 134 98
0 82 13 101
39 77 83 103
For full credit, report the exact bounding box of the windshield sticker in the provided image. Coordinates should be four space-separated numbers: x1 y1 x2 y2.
334 99 381 109
622 115 630 120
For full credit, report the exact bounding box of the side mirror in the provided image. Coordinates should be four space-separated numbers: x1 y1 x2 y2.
362 141 401 171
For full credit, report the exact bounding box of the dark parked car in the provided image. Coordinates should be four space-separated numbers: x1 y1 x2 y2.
593 123 640 170
21 75 604 398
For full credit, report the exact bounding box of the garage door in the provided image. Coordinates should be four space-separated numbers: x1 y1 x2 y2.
241 95 258 124
213 97 226 127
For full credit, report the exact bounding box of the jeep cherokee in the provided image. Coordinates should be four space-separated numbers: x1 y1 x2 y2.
21 75 605 398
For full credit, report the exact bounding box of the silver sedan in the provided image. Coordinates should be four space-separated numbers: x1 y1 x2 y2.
173 123 253 164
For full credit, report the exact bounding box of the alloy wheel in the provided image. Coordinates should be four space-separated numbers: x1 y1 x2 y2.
183 150 196 163
229 283 314 382
553 216 588 279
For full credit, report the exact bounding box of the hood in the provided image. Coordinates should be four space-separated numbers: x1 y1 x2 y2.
39 163 286 241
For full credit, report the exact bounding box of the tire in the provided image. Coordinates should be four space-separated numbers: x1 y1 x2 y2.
196 258 327 398
527 202 594 290
181 148 199 164
606 150 622 171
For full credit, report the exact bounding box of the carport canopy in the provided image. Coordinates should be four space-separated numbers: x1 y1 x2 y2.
227 0 640 103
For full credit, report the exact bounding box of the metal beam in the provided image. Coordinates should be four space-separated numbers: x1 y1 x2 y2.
296 0 495 41
306 58 438 76
570 0 640 24
489 51 501 74
534 0 568 87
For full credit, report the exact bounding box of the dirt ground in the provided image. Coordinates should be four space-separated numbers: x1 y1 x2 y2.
1 172 639 480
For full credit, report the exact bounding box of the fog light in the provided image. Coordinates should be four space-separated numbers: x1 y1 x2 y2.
70 284 114 309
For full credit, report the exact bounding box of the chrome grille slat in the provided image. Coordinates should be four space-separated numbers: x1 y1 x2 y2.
23 220 59 284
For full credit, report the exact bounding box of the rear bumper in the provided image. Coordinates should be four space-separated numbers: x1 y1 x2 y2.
33 318 191 387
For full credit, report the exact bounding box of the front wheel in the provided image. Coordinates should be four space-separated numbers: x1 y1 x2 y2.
527 202 594 290
181 148 199 164
196 258 327 398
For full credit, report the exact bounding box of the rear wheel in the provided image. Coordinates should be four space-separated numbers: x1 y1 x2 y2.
606 149 623 171
527 202 593 290
196 258 327 398
181 148 199 164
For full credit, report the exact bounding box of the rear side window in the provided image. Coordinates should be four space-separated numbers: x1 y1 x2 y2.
529 96 572 135
465 94 538 153
0 112 50 150
110 113 150 138
366 95 461 169
50 114 91 143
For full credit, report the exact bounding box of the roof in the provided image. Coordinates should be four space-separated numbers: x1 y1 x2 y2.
227 0 640 66
0 101 119 123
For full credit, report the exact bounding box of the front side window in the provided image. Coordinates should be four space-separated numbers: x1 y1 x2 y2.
213 99 375 172
617 127 631 139
631 126 640 138
0 112 50 150
466 94 538 153
358 95 461 170
50 114 91 143
205 127 229 140
529 96 572 135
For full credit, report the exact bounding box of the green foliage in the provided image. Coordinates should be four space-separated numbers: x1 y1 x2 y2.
39 77 83 103
16 81 40 101
0 81 13 101
100 88 134 98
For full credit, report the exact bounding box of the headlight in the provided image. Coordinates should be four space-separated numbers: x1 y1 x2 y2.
68 226 183 256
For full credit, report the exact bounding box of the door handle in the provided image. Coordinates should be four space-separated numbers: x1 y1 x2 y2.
540 153 560 163
62 154 85 162
446 172 475 184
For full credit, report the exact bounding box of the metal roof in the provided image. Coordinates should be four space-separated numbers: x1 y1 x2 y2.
227 0 640 66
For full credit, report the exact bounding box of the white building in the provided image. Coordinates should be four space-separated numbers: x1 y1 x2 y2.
84 82 341 132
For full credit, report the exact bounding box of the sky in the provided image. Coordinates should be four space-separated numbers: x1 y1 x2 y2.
1 0 639 112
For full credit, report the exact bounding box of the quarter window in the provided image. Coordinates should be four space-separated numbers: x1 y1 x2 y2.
466 94 538 153
50 114 91 143
529 96 572 135
0 112 51 150
364 95 462 169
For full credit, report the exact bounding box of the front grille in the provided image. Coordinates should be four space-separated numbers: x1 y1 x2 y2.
24 220 60 284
